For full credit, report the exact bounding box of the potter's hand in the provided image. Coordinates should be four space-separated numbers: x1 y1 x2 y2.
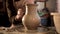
15 15 23 21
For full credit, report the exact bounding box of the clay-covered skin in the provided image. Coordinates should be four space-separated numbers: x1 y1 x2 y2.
7 0 26 28
14 0 26 20
15 9 24 21
14 0 26 9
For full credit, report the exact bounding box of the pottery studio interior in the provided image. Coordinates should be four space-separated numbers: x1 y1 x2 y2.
0 0 60 34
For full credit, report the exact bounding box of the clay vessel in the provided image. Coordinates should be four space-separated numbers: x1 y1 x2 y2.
22 4 40 30
51 13 60 34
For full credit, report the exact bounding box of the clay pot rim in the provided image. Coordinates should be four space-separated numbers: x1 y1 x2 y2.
26 4 38 6
51 13 60 16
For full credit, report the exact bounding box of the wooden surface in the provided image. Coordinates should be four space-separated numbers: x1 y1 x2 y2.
0 27 58 34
